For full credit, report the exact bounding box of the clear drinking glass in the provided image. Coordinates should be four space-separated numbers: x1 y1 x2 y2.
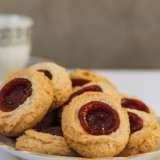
0 14 33 79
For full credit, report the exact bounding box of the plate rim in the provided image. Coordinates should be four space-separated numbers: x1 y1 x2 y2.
1 141 160 160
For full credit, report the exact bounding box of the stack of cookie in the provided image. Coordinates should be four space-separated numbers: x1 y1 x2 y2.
0 63 159 158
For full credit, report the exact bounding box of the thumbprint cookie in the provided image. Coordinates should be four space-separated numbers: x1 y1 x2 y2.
16 127 79 157
57 81 121 123
70 68 116 89
62 92 130 158
118 108 160 156
0 69 54 137
121 93 156 117
34 107 55 130
75 81 120 103
28 62 72 109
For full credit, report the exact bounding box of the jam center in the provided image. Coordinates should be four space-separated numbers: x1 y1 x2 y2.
121 98 149 113
71 78 90 87
128 112 143 134
0 78 32 112
38 69 52 80
78 101 120 135
98 113 106 122
39 128 63 136
62 85 102 107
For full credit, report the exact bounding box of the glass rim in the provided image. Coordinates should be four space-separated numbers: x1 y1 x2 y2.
0 14 34 28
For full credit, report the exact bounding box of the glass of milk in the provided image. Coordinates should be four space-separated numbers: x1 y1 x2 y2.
0 14 33 79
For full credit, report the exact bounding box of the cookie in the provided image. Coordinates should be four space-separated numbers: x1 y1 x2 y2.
0 69 54 137
34 107 55 130
70 68 116 89
118 108 160 156
76 81 120 103
16 128 79 157
62 92 130 158
57 81 121 123
72 86 81 94
28 62 72 109
121 93 156 117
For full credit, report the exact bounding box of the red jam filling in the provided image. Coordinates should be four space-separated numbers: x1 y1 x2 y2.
38 69 52 80
62 85 102 107
78 101 120 135
121 98 149 113
71 78 90 87
128 112 143 134
0 78 32 112
39 128 63 136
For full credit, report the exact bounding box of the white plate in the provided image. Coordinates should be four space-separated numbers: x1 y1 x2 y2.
0 118 159 160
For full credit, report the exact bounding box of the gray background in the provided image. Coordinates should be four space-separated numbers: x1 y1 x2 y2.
1 0 160 69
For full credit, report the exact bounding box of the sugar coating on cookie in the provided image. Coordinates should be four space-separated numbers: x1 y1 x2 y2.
16 129 79 157
118 108 160 156
28 62 72 109
62 92 130 158
70 68 117 89
0 69 54 137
